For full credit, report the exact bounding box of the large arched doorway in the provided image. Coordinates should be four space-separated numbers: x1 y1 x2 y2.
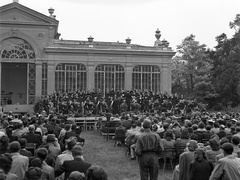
0 38 36 105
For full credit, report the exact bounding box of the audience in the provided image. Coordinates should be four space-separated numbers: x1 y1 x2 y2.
1 90 240 180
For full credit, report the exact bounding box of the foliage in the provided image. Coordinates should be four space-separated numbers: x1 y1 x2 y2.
172 14 240 109
172 34 213 100
207 14 240 108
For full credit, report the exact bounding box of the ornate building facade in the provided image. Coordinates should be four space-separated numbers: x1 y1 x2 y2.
0 2 175 113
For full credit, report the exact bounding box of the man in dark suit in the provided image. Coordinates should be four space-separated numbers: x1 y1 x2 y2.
22 125 42 147
55 145 91 180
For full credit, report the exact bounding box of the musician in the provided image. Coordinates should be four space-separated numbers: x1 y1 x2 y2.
176 100 186 115
111 96 121 115
120 99 128 113
84 98 94 115
97 98 108 115
130 97 141 113
123 91 132 111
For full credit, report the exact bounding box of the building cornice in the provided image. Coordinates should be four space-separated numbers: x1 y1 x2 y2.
44 47 176 57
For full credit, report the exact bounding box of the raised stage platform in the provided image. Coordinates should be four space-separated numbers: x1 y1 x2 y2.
1 104 34 114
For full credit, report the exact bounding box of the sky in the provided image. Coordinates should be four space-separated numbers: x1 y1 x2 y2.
1 0 240 50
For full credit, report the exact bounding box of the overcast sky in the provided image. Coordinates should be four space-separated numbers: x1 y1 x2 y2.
1 0 240 50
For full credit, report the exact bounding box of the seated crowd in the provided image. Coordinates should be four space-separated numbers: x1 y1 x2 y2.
0 112 108 180
1 88 240 180
114 110 240 180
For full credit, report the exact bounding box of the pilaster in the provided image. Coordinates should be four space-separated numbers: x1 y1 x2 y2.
87 62 95 91
161 63 171 94
125 63 132 91
47 61 55 94
35 61 42 101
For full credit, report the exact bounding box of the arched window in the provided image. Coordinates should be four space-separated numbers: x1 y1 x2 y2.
0 38 36 104
132 65 161 92
0 38 35 59
55 63 87 92
95 64 124 93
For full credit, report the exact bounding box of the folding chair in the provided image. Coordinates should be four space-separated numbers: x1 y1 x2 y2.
25 143 37 156
85 117 97 130
75 117 86 131
162 147 176 173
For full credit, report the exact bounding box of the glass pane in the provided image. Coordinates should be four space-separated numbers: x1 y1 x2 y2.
0 38 35 59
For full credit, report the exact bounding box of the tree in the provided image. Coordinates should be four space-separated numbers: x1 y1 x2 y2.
208 14 240 108
173 34 211 96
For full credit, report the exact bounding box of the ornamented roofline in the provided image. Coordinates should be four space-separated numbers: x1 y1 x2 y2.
52 39 173 52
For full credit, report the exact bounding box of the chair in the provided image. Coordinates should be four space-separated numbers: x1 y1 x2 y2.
162 147 175 173
202 138 210 146
85 117 97 130
114 127 126 147
75 117 86 131
25 143 37 156
124 133 138 159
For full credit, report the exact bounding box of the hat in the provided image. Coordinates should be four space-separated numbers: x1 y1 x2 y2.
68 171 85 180
46 134 56 142
142 119 151 129
25 167 42 180
187 140 198 151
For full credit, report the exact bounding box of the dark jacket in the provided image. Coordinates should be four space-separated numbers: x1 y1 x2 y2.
22 132 42 147
55 157 91 180
19 149 32 157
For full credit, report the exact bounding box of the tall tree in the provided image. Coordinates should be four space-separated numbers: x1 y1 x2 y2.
209 14 240 108
174 34 210 95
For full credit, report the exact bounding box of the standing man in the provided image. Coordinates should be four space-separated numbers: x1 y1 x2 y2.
209 143 240 180
135 119 163 180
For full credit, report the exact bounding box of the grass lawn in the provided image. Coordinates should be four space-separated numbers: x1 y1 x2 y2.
81 130 173 180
